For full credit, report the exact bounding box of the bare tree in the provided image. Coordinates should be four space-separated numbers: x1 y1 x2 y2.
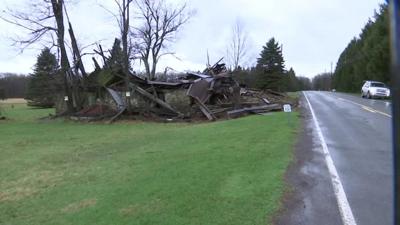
100 0 134 111
1 2 57 50
1 1 72 112
51 0 75 112
64 7 87 78
132 0 192 80
105 0 133 74
226 19 248 71
1 0 87 112
100 0 133 71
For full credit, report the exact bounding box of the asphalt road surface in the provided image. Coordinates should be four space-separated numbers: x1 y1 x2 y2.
275 91 393 225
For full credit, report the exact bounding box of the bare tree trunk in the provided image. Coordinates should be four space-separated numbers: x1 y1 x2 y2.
68 21 86 77
143 58 151 79
51 0 74 112
122 0 130 74
67 20 87 111
151 56 157 80
121 0 132 112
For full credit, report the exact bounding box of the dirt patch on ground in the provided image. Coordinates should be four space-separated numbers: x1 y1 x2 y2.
62 198 97 213
0 170 64 202
0 187 37 202
0 98 27 104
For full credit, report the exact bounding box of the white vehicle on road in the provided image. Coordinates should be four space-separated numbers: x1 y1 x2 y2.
361 81 390 99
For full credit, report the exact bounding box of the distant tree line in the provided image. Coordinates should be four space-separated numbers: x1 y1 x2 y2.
0 73 28 99
232 68 312 92
333 4 389 92
312 73 332 91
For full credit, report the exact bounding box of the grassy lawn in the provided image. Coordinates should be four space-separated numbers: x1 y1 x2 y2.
0 103 299 225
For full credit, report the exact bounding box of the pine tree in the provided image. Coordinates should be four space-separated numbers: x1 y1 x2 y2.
285 67 299 91
26 48 59 107
257 38 285 73
256 37 286 91
106 38 125 72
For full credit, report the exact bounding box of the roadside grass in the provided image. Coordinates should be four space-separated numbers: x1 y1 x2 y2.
0 104 299 225
286 92 301 107
286 92 300 99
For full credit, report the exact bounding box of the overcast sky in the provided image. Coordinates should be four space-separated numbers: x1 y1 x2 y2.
0 0 385 77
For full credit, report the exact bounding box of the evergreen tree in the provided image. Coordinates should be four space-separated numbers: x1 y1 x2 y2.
284 67 299 91
256 37 286 91
312 73 332 90
106 38 125 72
257 38 285 73
333 4 389 92
26 48 59 107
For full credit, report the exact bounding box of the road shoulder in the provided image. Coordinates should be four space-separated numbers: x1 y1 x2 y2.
273 94 342 225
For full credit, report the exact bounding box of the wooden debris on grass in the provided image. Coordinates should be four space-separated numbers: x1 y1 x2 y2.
69 59 294 122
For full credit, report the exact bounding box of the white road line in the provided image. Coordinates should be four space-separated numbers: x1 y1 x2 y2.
362 106 376 113
304 92 357 225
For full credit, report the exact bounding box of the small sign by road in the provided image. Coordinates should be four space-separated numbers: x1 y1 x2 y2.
283 104 292 112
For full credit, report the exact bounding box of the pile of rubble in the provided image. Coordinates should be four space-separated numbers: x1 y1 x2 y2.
72 60 296 122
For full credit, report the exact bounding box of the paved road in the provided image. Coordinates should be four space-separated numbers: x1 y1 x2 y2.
275 91 393 225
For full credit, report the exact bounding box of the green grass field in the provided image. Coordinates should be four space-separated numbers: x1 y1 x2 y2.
0 102 299 225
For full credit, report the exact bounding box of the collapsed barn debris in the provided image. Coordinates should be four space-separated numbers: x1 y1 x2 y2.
63 58 296 122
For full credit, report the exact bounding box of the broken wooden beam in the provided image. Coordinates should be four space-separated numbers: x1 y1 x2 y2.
227 104 281 118
210 107 232 114
68 21 87 77
193 98 216 121
129 83 184 117
262 98 270 104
